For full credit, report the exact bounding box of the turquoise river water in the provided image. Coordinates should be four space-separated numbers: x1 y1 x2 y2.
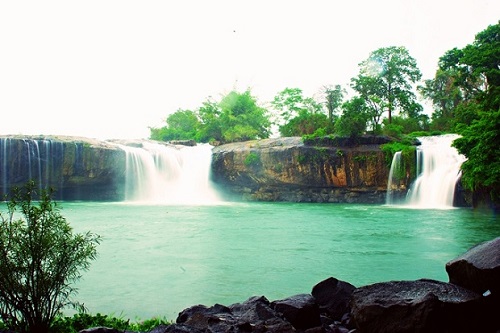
58 201 500 320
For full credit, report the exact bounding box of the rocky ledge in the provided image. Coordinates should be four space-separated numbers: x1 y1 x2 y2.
82 236 500 333
211 136 401 204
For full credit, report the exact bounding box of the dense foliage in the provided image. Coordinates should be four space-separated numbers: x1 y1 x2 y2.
446 22 500 204
150 90 270 144
0 182 100 333
351 46 423 133
50 312 170 333
271 87 333 136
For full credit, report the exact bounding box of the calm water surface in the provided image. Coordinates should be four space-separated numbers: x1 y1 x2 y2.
61 202 499 320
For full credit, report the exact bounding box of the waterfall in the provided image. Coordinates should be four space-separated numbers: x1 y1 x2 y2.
0 137 66 198
1 138 10 196
386 151 402 205
406 134 466 208
118 141 221 205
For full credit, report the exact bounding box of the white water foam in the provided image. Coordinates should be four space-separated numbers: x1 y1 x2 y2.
118 141 222 205
405 134 466 209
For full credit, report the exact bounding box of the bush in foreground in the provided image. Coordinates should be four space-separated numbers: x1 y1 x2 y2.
0 181 101 333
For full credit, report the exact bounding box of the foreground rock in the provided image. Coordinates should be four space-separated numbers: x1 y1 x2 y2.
446 236 500 295
351 279 484 333
311 276 356 321
157 291 353 333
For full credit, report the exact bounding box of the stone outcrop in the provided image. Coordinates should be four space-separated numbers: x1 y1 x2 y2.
446 236 500 295
311 277 356 320
0 135 126 200
211 136 399 204
350 279 483 333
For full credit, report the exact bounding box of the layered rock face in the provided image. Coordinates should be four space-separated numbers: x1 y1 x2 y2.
211 136 396 204
0 136 126 200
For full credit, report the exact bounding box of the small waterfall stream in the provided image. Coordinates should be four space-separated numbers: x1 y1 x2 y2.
386 134 466 209
0 138 66 196
386 151 402 205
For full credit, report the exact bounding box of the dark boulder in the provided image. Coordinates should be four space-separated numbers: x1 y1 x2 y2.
176 303 231 325
271 294 321 330
350 279 484 333
446 236 500 295
311 277 356 321
229 296 278 323
168 296 295 332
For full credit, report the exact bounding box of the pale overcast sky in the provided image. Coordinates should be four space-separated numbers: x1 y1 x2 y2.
0 1 498 139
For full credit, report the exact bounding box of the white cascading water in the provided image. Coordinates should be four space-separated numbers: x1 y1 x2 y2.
118 141 221 204
386 151 402 205
406 134 466 209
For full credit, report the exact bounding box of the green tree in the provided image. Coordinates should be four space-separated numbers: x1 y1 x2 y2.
453 109 500 203
351 46 423 131
150 109 200 141
334 97 370 137
322 85 345 122
197 98 223 143
418 68 463 131
218 90 271 143
150 91 271 144
279 111 331 137
271 87 308 124
449 22 500 207
0 182 100 333
271 88 330 136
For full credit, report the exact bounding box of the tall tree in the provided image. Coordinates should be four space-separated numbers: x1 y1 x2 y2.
351 46 422 130
271 87 329 137
271 88 309 124
322 84 345 122
418 68 463 130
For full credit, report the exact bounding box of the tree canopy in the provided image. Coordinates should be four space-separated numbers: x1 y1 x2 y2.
150 90 271 144
448 22 500 206
271 87 331 137
351 46 423 132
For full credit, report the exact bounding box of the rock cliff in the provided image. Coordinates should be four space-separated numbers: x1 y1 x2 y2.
0 135 126 200
211 136 399 204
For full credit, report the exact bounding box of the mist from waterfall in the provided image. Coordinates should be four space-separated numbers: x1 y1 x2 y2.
386 134 466 209
118 141 222 205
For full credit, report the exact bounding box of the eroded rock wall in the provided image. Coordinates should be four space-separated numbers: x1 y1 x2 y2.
211 137 400 203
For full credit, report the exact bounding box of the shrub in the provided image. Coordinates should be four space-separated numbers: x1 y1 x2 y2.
0 181 101 333
244 152 261 167
50 312 171 333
